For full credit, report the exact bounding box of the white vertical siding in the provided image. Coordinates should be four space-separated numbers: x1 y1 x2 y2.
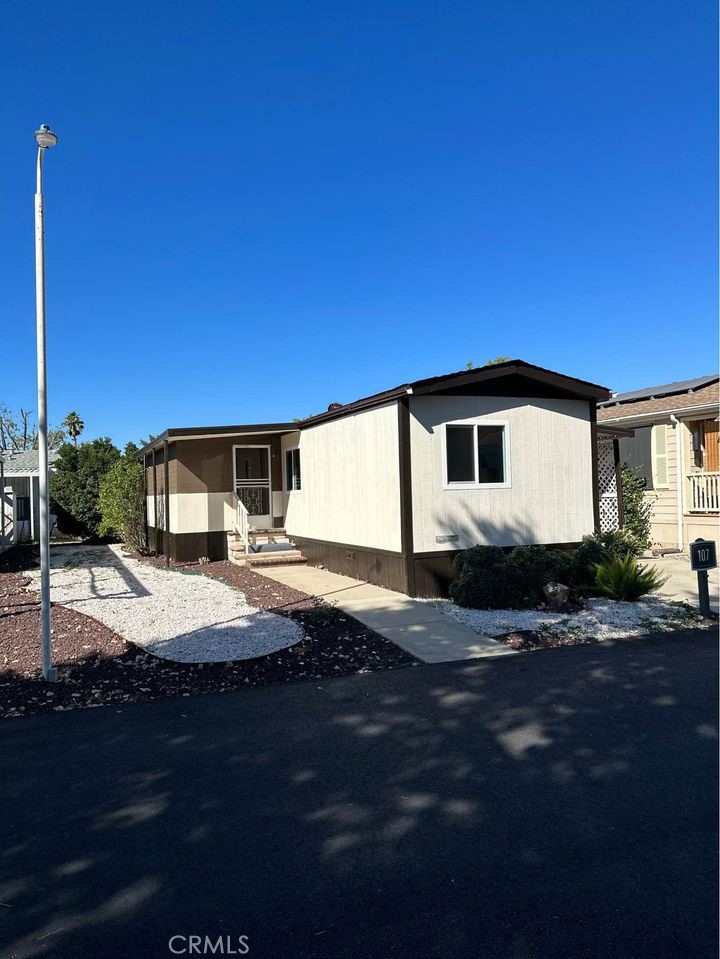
409 395 594 552
283 403 401 552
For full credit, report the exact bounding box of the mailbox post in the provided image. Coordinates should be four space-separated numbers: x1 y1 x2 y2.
689 539 717 618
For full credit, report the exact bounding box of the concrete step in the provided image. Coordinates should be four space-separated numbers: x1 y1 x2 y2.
227 549 306 568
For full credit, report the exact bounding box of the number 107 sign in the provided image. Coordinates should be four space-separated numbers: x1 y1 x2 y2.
690 539 717 571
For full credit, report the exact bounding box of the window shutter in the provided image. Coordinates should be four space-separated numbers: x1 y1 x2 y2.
652 424 670 488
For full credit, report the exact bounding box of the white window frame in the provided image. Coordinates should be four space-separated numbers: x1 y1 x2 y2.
442 420 511 490
284 446 302 493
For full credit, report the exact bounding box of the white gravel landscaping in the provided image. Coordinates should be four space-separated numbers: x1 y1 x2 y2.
425 595 697 642
28 544 303 663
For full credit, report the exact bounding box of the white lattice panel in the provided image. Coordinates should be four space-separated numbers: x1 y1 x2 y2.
598 438 620 532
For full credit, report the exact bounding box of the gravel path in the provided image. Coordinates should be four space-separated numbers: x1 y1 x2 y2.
27 545 303 663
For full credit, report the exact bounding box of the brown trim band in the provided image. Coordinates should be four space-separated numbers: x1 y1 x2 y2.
590 405 601 534
397 397 415 596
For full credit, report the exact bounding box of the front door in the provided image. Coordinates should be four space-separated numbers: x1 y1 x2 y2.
234 446 272 529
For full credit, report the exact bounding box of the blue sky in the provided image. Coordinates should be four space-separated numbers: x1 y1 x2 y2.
1 1 717 447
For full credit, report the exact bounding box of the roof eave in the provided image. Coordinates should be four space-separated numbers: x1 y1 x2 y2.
411 361 611 401
136 423 299 457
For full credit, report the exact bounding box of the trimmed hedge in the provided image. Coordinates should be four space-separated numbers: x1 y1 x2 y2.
449 531 643 610
450 545 573 610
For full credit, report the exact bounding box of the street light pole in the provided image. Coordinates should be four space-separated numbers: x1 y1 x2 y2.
34 124 58 683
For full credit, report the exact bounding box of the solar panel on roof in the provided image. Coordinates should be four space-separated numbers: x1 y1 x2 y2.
598 374 718 406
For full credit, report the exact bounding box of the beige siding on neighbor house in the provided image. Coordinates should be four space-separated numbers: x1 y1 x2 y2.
409 395 594 552
283 403 402 552
642 419 679 546
616 415 720 548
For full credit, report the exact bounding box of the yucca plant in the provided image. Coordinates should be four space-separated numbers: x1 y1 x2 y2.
594 554 668 602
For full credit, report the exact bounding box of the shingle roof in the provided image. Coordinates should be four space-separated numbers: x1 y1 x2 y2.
139 360 612 452
300 359 611 427
0 449 60 474
598 374 718 407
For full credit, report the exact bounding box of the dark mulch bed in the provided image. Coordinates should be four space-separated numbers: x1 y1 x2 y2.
0 547 417 720
499 629 598 651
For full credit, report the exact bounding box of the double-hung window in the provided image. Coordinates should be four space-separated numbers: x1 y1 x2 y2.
444 422 508 488
285 448 302 491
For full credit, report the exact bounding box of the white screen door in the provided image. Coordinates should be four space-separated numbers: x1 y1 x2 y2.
234 446 272 528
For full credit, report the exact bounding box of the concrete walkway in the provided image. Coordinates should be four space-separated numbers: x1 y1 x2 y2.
649 555 720 613
260 565 515 663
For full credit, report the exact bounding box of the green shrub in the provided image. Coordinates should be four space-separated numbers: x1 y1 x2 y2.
50 438 121 538
450 546 520 609
620 464 653 552
594 554 668 601
507 546 574 605
571 530 642 588
450 544 573 610
99 456 146 553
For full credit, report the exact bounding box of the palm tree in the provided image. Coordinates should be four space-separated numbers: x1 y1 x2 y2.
62 411 85 446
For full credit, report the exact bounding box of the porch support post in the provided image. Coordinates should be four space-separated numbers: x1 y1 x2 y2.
164 439 171 567
29 474 36 542
670 414 684 551
152 446 158 556
142 452 149 552
398 396 416 596
590 405 601 534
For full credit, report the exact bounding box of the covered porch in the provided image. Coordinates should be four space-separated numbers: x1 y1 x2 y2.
141 423 303 565
683 415 719 542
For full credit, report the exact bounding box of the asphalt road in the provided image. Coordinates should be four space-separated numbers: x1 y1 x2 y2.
0 630 717 959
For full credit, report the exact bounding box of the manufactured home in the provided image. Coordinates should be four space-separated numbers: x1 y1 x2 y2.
139 360 611 597
0 449 59 543
598 374 719 550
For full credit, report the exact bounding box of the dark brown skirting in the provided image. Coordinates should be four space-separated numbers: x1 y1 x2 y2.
145 528 227 563
291 536 407 593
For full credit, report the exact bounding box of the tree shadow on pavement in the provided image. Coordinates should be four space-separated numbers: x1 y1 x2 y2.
0 631 716 959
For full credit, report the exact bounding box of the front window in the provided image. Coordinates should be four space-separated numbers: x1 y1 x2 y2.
285 448 301 491
444 423 508 487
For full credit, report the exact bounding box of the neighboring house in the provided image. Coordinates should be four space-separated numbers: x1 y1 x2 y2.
139 360 610 597
598 374 720 550
0 449 60 542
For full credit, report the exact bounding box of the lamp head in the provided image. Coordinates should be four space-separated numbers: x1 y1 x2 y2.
35 125 58 149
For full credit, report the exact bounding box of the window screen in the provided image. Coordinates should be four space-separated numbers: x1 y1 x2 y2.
285 449 301 491
476 426 505 483
446 426 475 483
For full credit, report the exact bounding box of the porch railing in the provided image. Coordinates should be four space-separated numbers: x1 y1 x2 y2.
688 472 720 513
233 493 250 554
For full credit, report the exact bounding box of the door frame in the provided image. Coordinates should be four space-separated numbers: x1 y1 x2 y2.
233 444 273 529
